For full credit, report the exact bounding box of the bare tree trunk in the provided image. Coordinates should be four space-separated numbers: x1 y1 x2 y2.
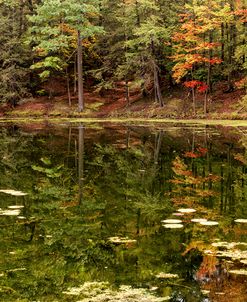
208 31 213 93
77 31 84 112
192 87 196 115
153 61 164 107
66 68 71 106
204 92 208 116
221 23 225 62
125 80 130 105
74 52 77 94
135 0 140 26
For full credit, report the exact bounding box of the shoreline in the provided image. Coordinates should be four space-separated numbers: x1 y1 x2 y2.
0 117 247 127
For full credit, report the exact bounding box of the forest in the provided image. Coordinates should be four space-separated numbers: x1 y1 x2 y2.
0 0 246 118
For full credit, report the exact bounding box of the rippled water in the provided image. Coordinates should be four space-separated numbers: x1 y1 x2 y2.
0 122 247 302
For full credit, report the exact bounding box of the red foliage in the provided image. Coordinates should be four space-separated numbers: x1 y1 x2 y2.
184 146 208 158
197 83 208 93
197 147 208 156
208 57 222 64
184 80 202 88
184 151 201 158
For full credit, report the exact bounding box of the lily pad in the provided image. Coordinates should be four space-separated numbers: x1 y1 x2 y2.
8 205 24 209
229 269 247 276
156 272 179 279
212 241 247 249
163 224 183 229
108 237 136 244
0 189 27 196
177 208 196 213
0 209 21 216
200 221 219 226
191 218 207 223
161 219 182 224
216 250 247 260
234 219 247 223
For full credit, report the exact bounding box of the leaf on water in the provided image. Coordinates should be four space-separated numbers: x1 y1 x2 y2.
216 249 247 260
177 208 196 213
201 290 210 295
0 209 21 216
0 189 28 196
200 221 219 226
234 219 247 223
172 212 184 216
163 224 183 229
191 218 207 223
240 259 247 264
8 205 24 209
212 242 247 249
212 242 234 249
229 269 247 276
161 219 182 224
108 237 137 244
156 272 179 279
7 268 27 272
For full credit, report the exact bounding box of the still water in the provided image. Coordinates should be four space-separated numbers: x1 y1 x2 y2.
0 122 247 302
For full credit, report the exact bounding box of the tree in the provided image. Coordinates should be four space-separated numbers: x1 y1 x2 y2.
0 0 31 106
29 0 102 111
171 0 224 115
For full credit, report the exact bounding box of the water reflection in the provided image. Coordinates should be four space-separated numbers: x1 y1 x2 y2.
0 123 247 301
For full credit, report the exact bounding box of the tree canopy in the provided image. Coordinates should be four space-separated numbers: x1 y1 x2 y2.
0 0 246 114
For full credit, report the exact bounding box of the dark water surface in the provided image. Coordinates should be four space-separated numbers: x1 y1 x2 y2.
0 122 247 302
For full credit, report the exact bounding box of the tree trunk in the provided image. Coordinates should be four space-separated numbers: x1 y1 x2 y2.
77 31 84 112
208 31 213 93
66 68 71 106
125 80 130 105
135 0 140 26
192 87 196 115
153 64 163 107
221 23 225 62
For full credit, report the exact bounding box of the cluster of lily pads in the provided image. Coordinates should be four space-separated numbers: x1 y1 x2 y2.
0 205 24 216
202 240 247 277
63 282 170 302
0 189 27 216
161 208 219 229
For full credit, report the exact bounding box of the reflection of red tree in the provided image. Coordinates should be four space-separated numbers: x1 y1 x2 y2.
195 255 218 281
184 146 208 158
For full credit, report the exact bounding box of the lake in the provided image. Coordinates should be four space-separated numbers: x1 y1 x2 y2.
0 122 247 302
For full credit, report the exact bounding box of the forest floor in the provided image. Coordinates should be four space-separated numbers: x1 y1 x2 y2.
0 79 246 120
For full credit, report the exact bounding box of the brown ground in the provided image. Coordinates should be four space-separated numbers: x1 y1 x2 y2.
1 79 246 119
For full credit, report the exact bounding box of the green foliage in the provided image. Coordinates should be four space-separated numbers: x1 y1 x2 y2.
28 0 103 80
0 1 30 105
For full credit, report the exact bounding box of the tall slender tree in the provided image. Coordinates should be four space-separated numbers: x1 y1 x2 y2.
29 0 102 111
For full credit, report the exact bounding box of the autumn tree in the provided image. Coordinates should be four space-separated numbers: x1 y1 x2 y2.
171 0 224 115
